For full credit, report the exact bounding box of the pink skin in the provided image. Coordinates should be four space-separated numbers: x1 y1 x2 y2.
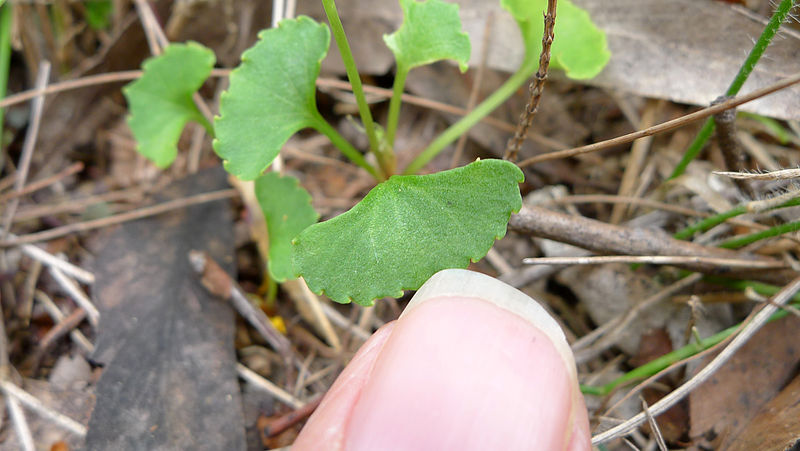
294 296 591 451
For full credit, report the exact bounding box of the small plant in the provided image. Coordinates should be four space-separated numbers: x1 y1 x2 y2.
123 0 609 305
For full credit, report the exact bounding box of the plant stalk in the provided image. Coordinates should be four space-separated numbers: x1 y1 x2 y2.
404 56 538 175
312 115 382 180
580 308 790 396
385 63 409 154
720 219 800 249
320 0 388 178
669 0 796 179
674 196 800 240
0 3 12 150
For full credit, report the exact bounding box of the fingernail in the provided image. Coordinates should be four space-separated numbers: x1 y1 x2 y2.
344 269 588 451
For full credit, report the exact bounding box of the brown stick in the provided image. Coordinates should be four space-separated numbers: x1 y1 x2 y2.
261 395 324 438
508 206 795 284
188 251 299 366
505 0 557 161
0 162 84 203
0 189 238 247
712 95 752 197
517 70 800 167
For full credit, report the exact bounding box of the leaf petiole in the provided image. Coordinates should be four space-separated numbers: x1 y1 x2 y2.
384 62 409 155
320 0 390 178
668 0 797 179
311 114 383 180
404 56 538 174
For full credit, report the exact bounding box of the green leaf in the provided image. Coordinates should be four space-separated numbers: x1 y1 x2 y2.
85 0 112 30
214 17 331 181
123 42 215 168
502 0 609 79
255 172 319 282
293 159 523 305
383 0 471 72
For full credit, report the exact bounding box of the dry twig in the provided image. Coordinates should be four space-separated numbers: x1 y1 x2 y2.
518 70 800 167
236 363 304 409
592 276 800 445
188 251 298 366
504 0 556 161
509 206 795 284
523 255 786 269
0 189 238 247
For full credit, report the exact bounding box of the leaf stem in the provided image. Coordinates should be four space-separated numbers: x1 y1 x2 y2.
320 0 387 177
312 115 382 180
669 0 796 179
580 309 790 396
404 56 538 175
674 196 800 240
719 219 800 249
385 63 409 153
0 3 12 147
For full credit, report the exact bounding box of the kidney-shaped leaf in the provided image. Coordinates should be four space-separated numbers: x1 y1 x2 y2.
214 17 330 180
255 172 319 282
383 0 471 73
502 0 609 79
124 42 215 168
293 159 523 305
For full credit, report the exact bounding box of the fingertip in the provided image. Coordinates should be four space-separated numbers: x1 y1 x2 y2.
292 322 395 451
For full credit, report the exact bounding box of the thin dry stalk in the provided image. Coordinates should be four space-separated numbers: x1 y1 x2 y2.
572 273 703 363
712 95 752 196
6 396 34 451
262 395 323 438
522 255 787 269
0 189 238 247
508 206 795 285
592 276 800 445
0 379 87 437
505 0 556 161
35 291 94 355
518 70 800 167
47 267 99 326
236 363 304 409
20 246 94 285
1 60 50 231
188 251 298 367
714 168 800 180
610 99 660 224
317 302 370 342
284 278 342 351
640 397 668 451
0 162 83 202
0 69 567 151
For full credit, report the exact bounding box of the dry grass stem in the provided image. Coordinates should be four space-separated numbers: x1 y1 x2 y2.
35 291 94 354
509 206 793 284
610 99 660 223
572 273 703 363
504 0 556 161
714 168 800 180
518 70 800 167
47 267 99 326
641 397 668 451
1 379 87 437
2 61 50 246
0 189 238 247
523 255 787 269
317 302 371 342
592 276 800 445
0 162 83 202
6 395 34 451
236 363 304 409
